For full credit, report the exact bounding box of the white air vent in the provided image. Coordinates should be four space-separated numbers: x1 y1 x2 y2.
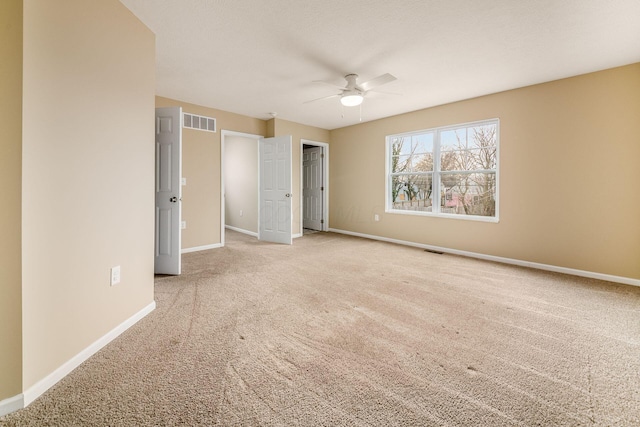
183 113 216 132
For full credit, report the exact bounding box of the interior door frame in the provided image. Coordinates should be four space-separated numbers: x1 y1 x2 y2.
220 129 262 246
300 139 329 232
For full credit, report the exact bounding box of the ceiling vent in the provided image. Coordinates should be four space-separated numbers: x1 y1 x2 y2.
183 113 216 132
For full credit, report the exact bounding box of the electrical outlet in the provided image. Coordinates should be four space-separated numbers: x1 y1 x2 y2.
181 221 187 229
110 266 121 286
181 177 187 186
239 210 243 217
374 214 380 222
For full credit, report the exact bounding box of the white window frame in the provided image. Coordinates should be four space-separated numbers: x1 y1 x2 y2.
385 118 499 223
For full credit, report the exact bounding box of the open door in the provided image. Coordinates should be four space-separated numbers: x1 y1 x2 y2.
303 145 324 231
154 107 182 274
259 135 292 244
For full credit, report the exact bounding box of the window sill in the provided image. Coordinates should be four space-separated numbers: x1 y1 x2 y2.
386 208 499 223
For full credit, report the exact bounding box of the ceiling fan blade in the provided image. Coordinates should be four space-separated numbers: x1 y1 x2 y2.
312 80 347 90
304 93 340 104
358 73 397 92
368 89 402 96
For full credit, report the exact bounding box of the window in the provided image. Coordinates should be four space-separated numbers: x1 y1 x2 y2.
386 119 499 221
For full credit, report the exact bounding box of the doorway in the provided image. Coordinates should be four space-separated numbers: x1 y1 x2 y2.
221 131 293 245
221 130 260 245
301 140 329 233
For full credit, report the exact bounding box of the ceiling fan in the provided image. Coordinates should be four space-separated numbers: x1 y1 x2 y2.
306 73 397 107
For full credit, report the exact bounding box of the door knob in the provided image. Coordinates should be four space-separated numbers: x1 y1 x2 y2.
285 193 292 198
170 196 177 203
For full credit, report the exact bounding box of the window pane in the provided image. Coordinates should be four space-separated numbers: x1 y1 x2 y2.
442 148 489 171
441 130 496 172
441 129 466 151
440 172 496 216
391 174 433 211
391 137 412 156
412 133 434 154
468 125 497 169
440 149 475 171
412 152 433 172
469 124 497 147
392 154 410 173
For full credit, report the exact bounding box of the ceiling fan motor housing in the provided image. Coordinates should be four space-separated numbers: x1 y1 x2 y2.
345 73 360 90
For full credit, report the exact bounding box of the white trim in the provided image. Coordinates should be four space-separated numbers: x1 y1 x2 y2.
258 138 262 241
23 301 156 408
221 131 226 247
385 207 500 223
0 394 24 417
181 243 223 254
293 233 303 239
328 228 640 287
221 130 264 139
300 139 329 233
225 225 258 237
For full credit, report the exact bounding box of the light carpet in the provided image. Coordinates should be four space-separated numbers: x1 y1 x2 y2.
2 230 639 426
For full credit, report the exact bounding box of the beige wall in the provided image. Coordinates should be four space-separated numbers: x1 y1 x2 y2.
329 63 640 280
225 136 259 234
0 0 23 402
266 118 275 139
272 119 330 236
21 0 156 389
155 97 266 249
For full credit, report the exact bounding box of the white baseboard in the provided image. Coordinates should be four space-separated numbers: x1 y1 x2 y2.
224 225 258 237
21 301 156 409
328 228 640 287
181 243 223 254
0 394 24 418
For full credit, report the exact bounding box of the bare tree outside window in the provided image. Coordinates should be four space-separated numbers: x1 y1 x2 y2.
390 134 434 211
440 125 497 216
387 119 498 220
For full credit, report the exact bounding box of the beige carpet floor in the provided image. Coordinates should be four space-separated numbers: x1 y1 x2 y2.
2 230 640 426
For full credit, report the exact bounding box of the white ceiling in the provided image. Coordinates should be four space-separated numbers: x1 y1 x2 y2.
120 0 640 130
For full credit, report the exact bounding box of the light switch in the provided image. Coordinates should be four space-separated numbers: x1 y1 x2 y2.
110 266 121 286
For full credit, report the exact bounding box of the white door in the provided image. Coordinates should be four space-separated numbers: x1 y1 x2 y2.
259 135 292 245
155 107 182 274
303 146 323 231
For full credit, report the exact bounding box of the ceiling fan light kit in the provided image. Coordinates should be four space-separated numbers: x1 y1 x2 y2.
341 91 364 106
308 72 397 109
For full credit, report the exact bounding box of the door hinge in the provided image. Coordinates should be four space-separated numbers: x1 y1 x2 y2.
321 186 324 191
321 153 324 158
321 219 324 224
